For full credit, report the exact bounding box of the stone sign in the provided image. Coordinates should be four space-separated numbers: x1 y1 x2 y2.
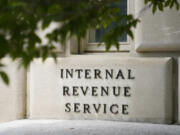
29 56 172 123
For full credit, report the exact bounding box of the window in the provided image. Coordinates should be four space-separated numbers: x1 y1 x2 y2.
83 0 133 53
89 0 127 43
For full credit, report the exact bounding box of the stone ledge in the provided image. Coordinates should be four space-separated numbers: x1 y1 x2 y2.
0 120 180 135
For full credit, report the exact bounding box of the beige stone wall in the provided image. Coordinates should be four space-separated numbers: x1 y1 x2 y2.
0 58 26 123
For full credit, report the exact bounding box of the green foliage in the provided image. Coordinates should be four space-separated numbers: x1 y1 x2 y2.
0 71 9 85
0 0 179 84
144 0 180 14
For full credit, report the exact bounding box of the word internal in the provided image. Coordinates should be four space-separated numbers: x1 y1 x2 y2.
60 69 135 80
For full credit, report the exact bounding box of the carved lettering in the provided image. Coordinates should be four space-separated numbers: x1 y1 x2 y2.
124 87 131 97
93 104 101 113
63 86 70 96
84 104 91 114
128 69 135 80
105 69 113 79
85 69 91 79
72 86 79 96
74 103 80 113
65 103 71 112
75 69 83 79
94 69 102 79
113 86 121 96
110 104 119 114
61 68 135 116
122 104 129 115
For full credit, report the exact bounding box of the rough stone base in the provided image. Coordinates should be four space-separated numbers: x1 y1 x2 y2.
0 120 180 135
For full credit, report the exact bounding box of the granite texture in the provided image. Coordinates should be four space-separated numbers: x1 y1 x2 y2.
0 120 180 135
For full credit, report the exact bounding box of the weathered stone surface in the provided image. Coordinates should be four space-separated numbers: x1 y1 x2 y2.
135 0 180 52
0 58 26 123
1 120 180 135
29 56 172 123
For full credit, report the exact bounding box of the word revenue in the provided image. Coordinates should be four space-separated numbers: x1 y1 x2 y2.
60 69 135 80
63 86 131 97
65 103 129 115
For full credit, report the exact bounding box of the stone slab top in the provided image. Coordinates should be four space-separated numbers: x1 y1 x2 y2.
0 120 180 135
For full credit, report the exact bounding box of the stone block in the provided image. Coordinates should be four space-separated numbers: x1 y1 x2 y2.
135 0 180 52
29 56 172 123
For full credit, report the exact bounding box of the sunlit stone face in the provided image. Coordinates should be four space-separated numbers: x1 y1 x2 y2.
29 56 172 124
0 58 26 123
135 0 180 52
